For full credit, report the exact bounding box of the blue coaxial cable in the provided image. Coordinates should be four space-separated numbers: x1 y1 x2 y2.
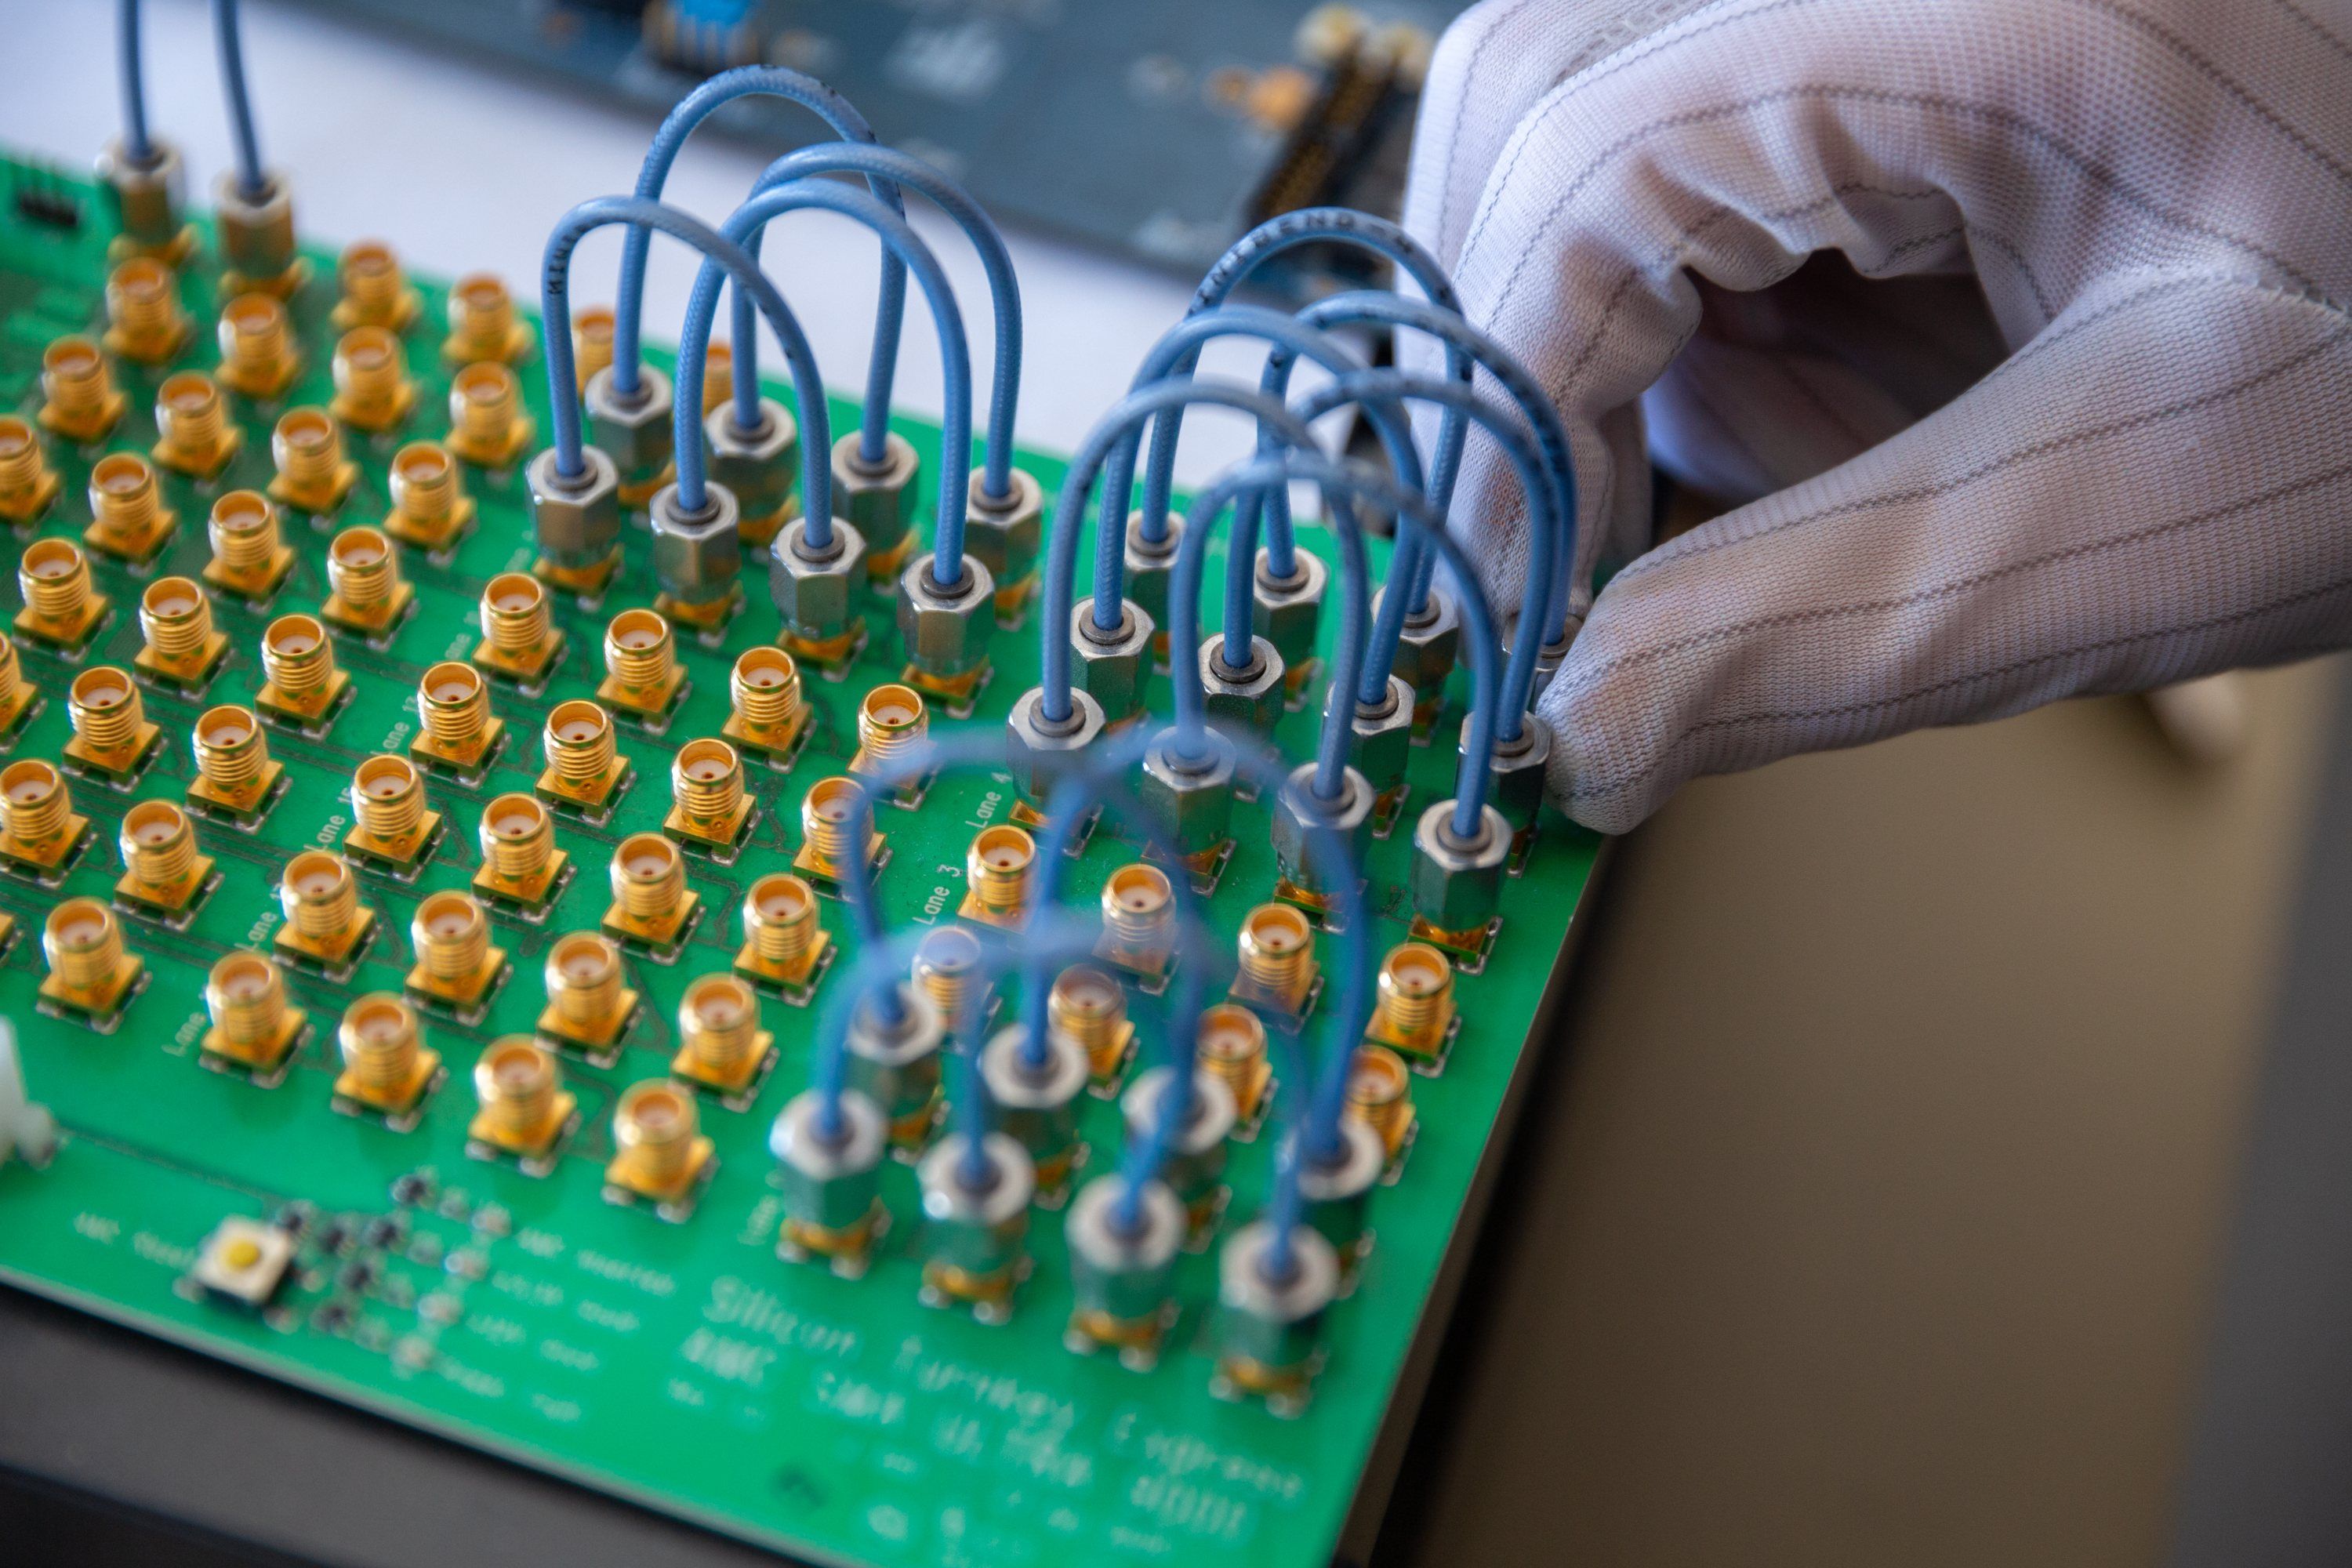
211 0 268 198
118 0 152 163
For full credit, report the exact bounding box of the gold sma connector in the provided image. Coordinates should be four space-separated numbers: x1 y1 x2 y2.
274 849 375 971
153 372 241 478
605 1080 715 1214
960 823 1035 927
1198 1002 1272 1121
115 797 214 917
572 304 615 390
0 635 37 739
1098 862 1177 980
188 703 285 820
0 415 60 525
64 665 159 778
38 336 125 444
345 753 441 868
912 924 987 1034
0 757 89 874
330 325 414 433
599 608 687 719
474 791 568 909
335 993 442 1120
670 973 774 1096
470 1037 576 1165
1367 942 1457 1060
793 775 883 886
321 525 413 636
443 272 531 365
385 441 476 551
334 240 420 332
202 490 294 600
411 659 504 775
215 292 301 399
269 407 358 515
40 897 142 1020
603 831 699 951
1345 1044 1416 1163
445 361 533 467
475 572 564 684
1049 964 1135 1084
405 889 508 1014
16 536 110 649
136 575 229 687
537 699 630 815
1231 902 1319 1018
850 683 927 776
256 613 350 728
723 644 810 761
735 872 829 993
201 950 307 1075
665 737 753 850
103 256 188 363
84 450 176 563
538 930 640 1058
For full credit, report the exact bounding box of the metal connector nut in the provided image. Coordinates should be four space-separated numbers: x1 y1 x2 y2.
1070 597 1154 726
527 447 622 570
896 554 996 679
583 365 675 489
1251 548 1328 673
963 466 1042 590
96 138 185 251
1139 729 1236 857
1471 713 1555 837
648 481 742 609
1409 800 1510 931
1502 611 1579 702
705 397 797 522
767 516 866 644
1123 512 1182 632
1347 675 1414 798
1198 635 1285 739
831 430 918 561
1005 685 1105 805
1376 580 1461 700
1270 761 1374 892
213 172 296 281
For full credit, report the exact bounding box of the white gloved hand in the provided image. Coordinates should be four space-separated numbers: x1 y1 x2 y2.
1404 0 2352 833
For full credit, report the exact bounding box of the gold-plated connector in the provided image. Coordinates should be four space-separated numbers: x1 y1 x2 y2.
410 659 504 774
671 973 774 1094
0 635 38 739
443 273 530 365
83 450 177 563
1232 902 1319 1017
1199 1003 1272 1120
912 924 986 1031
38 336 125 444
214 292 301 398
445 361 533 467
959 823 1035 927
699 343 733 415
405 889 507 1012
470 1037 575 1162
344 753 441 867
380 440 476 553
0 758 88 873
793 775 883 885
103 256 188 364
40 897 142 1018
64 666 158 777
256 614 350 726
720 645 810 760
152 372 242 478
537 699 630 815
1345 1044 1416 1161
572 304 615 391
850 683 927 775
1049 964 1135 1083
320 526 413 636
135 575 227 687
268 407 358 514
201 490 292 600
538 931 640 1057
605 1080 713 1211
665 737 753 849
474 572 564 684
201 950 305 1073
335 993 441 1117
273 849 374 970
0 416 60 524
1097 862 1178 980
333 240 419 332
735 872 829 990
15 537 110 649
188 704 284 819
473 791 568 909
598 608 687 718
115 797 213 916
603 831 699 950
1367 941 1457 1060
329 325 414 432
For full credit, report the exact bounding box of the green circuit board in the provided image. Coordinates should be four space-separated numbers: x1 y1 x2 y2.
0 154 1599 1568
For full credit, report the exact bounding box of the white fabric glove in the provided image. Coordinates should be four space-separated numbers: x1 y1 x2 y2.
1403 0 2352 833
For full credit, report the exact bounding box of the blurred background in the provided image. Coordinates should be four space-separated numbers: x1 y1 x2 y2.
4 3 2350 1565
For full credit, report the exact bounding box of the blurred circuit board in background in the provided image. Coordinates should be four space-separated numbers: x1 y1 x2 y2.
282 0 1464 289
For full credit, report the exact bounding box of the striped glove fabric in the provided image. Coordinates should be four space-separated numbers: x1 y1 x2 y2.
1404 0 2352 833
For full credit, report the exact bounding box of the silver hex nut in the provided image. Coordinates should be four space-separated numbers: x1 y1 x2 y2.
1251 547 1328 673
584 363 676 491
1269 760 1374 892
1410 800 1511 932
1123 511 1182 637
1376 579 1461 702
96 136 186 251
1005 684 1105 806
705 397 798 524
213 170 296 281
1197 634 1285 739
1503 610 1580 703
963 466 1043 597
832 430 920 566
527 445 622 570
896 553 996 679
1468 712 1556 837
1070 596 1155 727
1139 728 1236 857
767 515 866 644
648 480 742 608
1346 674 1415 799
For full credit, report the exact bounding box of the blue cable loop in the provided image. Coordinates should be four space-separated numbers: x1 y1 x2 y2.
538 198 805 488
118 0 152 163
608 66 906 468
1294 292 1583 702
1287 372 1556 739
674 180 970 583
1167 452 1504 832
211 0 268 199
818 730 1017 949
738 144 1023 503
1039 379 1323 724
1128 209 1472 569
